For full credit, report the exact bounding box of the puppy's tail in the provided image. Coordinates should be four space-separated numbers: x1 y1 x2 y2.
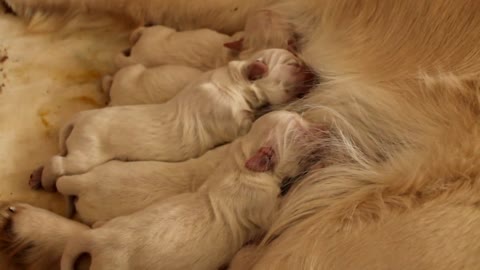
60 230 94 270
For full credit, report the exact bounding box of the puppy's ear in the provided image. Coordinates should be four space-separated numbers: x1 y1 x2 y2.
223 38 244 51
247 60 268 81
245 147 276 172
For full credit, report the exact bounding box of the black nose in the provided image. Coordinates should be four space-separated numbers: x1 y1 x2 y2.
122 48 132 57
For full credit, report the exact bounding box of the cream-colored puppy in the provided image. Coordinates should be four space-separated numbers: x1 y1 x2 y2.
30 48 310 192
102 64 203 106
115 25 245 70
0 111 311 270
59 111 309 270
57 144 229 225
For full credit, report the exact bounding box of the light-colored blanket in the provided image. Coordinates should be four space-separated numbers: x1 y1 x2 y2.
0 10 129 267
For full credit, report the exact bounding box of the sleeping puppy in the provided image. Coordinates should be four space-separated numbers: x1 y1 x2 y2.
30 48 311 192
102 64 203 106
115 10 293 70
115 25 245 70
0 111 311 270
57 144 229 225
59 110 310 270
104 11 296 107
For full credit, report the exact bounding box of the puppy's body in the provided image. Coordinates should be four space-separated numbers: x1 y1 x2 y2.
36 48 308 191
60 111 309 270
116 26 243 70
56 145 228 225
0 111 310 270
104 64 203 106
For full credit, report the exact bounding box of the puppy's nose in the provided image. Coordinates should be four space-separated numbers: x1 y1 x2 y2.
122 48 132 57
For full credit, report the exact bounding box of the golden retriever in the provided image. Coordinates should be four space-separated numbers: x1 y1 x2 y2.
1 0 480 269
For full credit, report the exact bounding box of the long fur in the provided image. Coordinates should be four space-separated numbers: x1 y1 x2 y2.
2 0 276 33
2 0 480 269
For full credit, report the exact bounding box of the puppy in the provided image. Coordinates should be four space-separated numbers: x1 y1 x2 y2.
115 25 245 70
102 64 203 106
60 110 310 270
0 111 310 270
31 48 310 192
57 144 229 225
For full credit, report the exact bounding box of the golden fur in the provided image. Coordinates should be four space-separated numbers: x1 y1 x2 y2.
1 0 480 269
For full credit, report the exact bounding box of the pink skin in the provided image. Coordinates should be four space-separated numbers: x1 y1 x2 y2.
245 147 276 172
223 39 244 52
245 54 316 98
247 60 269 81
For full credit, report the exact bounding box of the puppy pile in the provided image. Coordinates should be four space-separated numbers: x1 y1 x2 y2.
7 24 316 269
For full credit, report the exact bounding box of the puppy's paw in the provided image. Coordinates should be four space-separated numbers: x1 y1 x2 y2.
29 166 43 190
129 26 145 45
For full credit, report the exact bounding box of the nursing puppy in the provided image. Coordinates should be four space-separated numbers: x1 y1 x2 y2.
31 48 310 192
0 111 311 270
102 64 203 106
115 25 245 70
60 111 309 270
57 144 229 225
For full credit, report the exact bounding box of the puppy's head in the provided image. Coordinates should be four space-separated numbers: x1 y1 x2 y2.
239 111 312 179
242 49 315 105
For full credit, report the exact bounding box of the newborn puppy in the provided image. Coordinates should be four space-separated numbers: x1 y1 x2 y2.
102 64 203 106
57 144 229 225
60 111 310 270
31 48 311 192
115 25 245 70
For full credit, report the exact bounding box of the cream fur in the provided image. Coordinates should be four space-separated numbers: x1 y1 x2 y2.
59 111 308 270
36 48 306 192
115 25 243 70
0 111 310 270
57 144 228 225
2 0 480 270
103 64 203 106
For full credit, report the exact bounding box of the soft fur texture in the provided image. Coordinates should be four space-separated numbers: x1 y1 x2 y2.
103 64 203 106
33 48 308 192
2 0 276 33
1 111 311 270
59 111 309 270
2 0 480 270
58 144 229 225
114 25 243 70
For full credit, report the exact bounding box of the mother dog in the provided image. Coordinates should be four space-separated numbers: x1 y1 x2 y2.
3 0 480 269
